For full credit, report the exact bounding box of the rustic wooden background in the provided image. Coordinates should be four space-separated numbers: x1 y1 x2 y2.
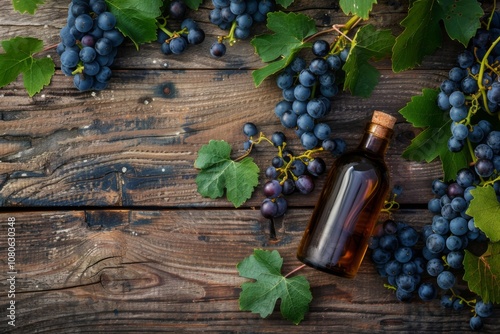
0 0 498 332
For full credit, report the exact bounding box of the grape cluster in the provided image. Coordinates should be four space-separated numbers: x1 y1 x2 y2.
370 176 495 330
57 0 124 91
209 0 275 57
156 0 205 55
436 11 500 156
273 41 348 151
242 122 332 220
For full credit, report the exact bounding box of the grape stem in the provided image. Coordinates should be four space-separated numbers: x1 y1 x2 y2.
284 264 307 278
219 20 238 46
477 35 500 117
156 16 187 41
303 15 361 54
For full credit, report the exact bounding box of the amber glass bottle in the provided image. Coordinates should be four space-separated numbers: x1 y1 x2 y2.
297 111 396 278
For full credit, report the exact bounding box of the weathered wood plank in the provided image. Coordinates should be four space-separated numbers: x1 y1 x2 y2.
1 68 446 207
1 209 498 333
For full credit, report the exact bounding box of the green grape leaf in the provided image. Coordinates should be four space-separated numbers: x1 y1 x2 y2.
339 0 376 20
12 0 44 14
276 0 295 8
392 0 444 72
467 186 500 242
0 37 55 97
463 242 500 304
106 0 163 49
399 88 469 181
183 0 203 10
194 140 259 208
237 249 312 325
437 0 483 46
343 24 395 97
251 12 317 87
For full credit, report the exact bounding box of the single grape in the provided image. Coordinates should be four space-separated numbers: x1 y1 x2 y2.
307 158 326 177
210 42 226 57
475 300 494 318
295 175 315 194
243 122 258 137
426 233 445 253
300 132 318 150
97 12 116 31
418 282 437 301
436 270 456 290
263 179 282 198
470 316 484 331
260 199 278 218
312 39 330 57
169 37 188 54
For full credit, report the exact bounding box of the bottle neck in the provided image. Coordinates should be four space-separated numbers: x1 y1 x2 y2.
357 123 393 156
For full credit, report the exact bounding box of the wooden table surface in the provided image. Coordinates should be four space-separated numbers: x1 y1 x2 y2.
0 1 499 333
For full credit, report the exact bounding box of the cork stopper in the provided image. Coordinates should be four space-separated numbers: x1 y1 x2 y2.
371 111 397 129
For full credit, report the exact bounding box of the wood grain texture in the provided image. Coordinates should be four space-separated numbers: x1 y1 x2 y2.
1 68 446 207
1 210 498 333
0 1 499 333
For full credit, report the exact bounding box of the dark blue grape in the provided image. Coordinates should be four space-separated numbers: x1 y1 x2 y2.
169 0 187 19
280 111 298 128
243 122 258 137
169 37 188 54
470 316 484 331
95 37 113 55
418 282 437 301
312 39 330 57
298 69 316 87
210 41 227 57
290 57 306 73
103 29 125 47
475 158 494 177
96 66 112 83
426 233 445 253
60 49 80 68
271 131 286 147
294 84 311 101
326 54 342 70
313 123 331 140
73 73 94 91
97 12 116 31
309 58 328 75
276 71 294 89
306 99 326 119
300 132 318 150
436 270 455 290
83 61 100 76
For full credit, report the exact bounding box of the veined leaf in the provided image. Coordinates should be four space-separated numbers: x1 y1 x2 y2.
184 0 203 10
339 0 376 20
194 140 259 208
276 0 294 8
106 0 163 49
392 0 444 72
12 0 44 14
0 37 54 96
399 88 469 181
237 249 312 325
463 243 500 304
467 186 500 242
251 12 317 87
437 0 483 46
343 24 395 97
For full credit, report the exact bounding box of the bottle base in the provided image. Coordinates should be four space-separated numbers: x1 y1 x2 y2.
297 255 356 279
